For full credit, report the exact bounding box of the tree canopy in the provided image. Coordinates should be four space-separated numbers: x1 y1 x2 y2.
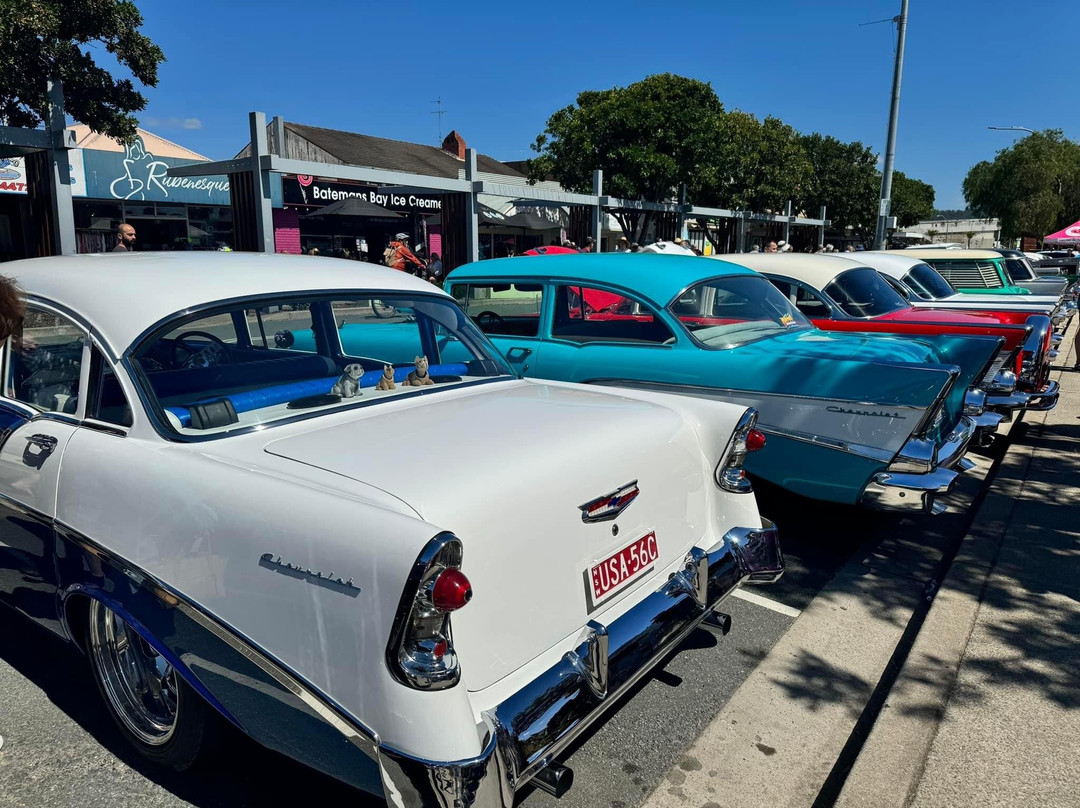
963 130 1080 241
529 73 934 242
0 0 165 143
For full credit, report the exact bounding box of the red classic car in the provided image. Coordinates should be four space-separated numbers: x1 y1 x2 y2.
718 254 1058 416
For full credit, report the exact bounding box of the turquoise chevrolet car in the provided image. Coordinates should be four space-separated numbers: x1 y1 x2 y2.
436 254 1005 514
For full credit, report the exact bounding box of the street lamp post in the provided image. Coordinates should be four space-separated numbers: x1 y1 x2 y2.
935 213 949 244
988 126 1036 135
874 0 910 250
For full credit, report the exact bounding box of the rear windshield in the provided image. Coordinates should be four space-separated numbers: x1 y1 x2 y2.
902 263 955 300
824 268 909 317
669 275 810 348
1003 258 1035 282
132 294 511 438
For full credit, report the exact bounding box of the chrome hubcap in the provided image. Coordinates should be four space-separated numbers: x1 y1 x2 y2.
88 601 179 746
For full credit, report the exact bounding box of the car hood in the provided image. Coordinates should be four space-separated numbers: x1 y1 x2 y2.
261 378 728 690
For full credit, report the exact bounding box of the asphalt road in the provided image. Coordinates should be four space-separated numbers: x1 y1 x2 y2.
0 472 987 808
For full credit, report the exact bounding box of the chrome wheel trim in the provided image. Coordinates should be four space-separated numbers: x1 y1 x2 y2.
88 600 179 746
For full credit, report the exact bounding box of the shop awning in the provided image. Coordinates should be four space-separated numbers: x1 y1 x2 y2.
425 205 561 230
1044 220 1080 243
304 197 404 219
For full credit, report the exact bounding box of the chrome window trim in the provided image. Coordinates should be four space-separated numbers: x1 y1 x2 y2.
550 282 677 347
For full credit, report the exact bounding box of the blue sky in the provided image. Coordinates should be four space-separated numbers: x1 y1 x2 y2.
130 0 1076 209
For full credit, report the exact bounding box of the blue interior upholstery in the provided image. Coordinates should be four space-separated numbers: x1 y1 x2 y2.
148 354 339 400
165 363 469 427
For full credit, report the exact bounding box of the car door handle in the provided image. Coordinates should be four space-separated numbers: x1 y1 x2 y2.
25 434 58 453
507 346 533 359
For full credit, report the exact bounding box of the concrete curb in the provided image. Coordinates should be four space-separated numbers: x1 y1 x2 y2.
834 320 1072 808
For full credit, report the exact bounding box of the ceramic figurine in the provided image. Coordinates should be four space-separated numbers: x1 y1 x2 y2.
404 355 434 386
375 364 396 391
330 363 364 398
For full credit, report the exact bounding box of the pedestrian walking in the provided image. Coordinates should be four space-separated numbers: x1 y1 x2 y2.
764 241 778 253
615 237 630 252
112 223 136 252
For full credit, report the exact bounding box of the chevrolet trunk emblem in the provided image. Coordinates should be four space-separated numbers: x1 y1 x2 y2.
579 480 640 523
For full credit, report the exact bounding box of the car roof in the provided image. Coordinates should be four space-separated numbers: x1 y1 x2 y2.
716 253 867 288
854 252 933 277
7 252 446 354
880 248 1002 260
446 253 759 304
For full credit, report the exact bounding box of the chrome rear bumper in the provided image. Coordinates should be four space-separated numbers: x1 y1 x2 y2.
987 379 1060 415
860 416 975 514
377 520 785 807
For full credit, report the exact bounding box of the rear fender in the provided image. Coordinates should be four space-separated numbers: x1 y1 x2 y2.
55 529 384 796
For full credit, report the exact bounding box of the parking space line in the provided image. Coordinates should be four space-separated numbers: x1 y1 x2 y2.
729 588 802 618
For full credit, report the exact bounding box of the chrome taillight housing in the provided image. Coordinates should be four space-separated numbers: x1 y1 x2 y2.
716 409 765 493
386 533 471 691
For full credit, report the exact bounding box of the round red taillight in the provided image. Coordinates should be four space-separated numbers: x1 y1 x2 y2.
745 429 767 452
431 569 473 612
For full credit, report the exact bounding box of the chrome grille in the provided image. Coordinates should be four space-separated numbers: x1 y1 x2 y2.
981 351 1008 386
929 260 1003 290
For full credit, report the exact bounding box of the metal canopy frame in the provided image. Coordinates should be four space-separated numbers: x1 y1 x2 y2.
168 111 829 259
0 80 76 255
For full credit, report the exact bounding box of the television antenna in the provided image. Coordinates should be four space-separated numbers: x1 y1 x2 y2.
432 97 447 142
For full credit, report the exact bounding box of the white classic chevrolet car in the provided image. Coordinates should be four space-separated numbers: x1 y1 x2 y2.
0 253 783 806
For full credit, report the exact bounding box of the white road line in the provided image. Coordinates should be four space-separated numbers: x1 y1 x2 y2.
729 588 802 618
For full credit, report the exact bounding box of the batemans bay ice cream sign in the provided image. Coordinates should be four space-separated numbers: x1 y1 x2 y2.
0 137 231 205
282 175 443 213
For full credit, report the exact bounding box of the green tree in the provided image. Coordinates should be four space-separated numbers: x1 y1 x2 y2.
797 134 879 240
963 130 1080 241
890 171 936 228
528 73 725 241
0 0 165 143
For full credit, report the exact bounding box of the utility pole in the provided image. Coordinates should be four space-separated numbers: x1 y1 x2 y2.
874 0 909 250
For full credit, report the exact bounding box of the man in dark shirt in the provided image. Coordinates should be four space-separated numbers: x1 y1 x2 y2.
112 223 136 251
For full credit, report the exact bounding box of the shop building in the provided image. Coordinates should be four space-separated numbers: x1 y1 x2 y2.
0 126 232 260
239 122 536 260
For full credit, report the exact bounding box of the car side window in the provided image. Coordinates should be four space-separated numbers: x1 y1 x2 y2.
87 348 133 427
552 285 673 344
881 275 912 300
245 305 317 353
768 279 831 318
451 283 545 338
6 305 86 414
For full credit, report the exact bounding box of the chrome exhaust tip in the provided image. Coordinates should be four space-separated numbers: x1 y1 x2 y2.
533 763 574 798
703 610 733 635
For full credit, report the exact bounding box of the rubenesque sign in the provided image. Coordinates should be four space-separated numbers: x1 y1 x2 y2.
282 176 442 214
82 137 231 205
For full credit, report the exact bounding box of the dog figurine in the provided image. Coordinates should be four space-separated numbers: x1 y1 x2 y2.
404 355 434 386
375 364 396 391
330 363 363 398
